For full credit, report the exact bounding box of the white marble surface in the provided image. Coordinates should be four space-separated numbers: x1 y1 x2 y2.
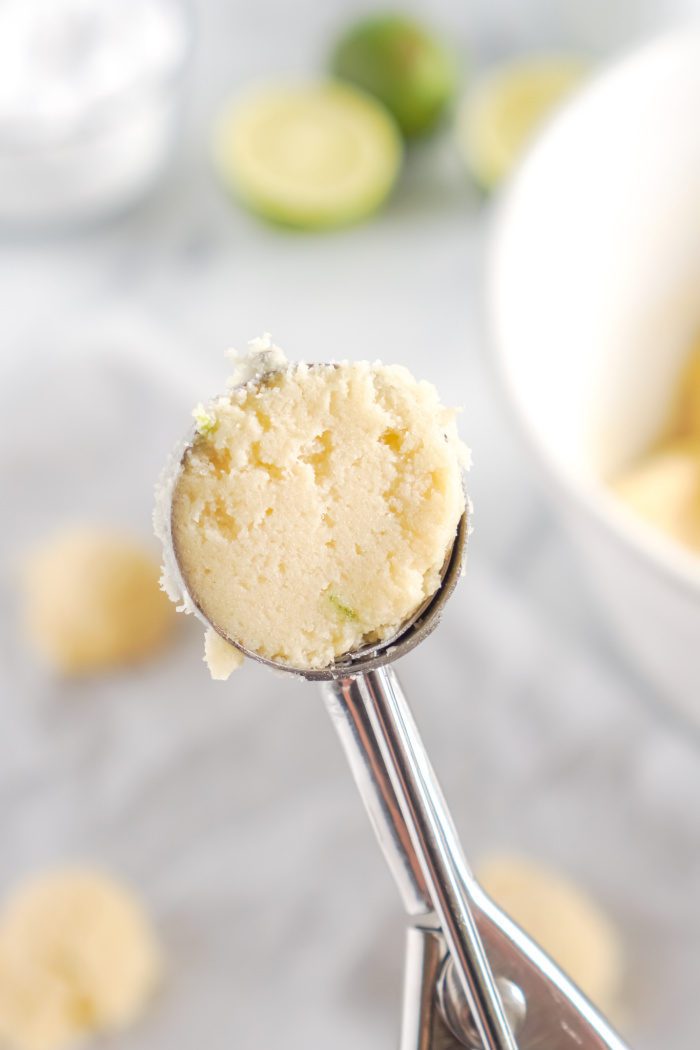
0 2 699 1049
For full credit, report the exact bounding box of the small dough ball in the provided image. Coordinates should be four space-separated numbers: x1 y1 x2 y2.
0 868 161 1050
23 526 176 674
613 438 700 552
477 855 623 1015
204 627 244 680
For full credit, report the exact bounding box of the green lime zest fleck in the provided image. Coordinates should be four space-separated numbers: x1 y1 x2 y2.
192 402 217 435
328 593 358 621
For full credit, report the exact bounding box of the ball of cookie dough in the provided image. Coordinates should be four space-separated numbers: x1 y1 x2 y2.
0 868 161 1050
23 526 176 674
477 854 623 1015
171 359 467 671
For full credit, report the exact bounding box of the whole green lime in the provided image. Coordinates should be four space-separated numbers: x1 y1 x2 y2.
330 15 457 139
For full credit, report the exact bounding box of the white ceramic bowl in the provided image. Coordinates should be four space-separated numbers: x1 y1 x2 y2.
489 28 700 723
0 0 191 229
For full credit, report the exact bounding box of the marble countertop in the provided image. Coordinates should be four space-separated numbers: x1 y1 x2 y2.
0 2 698 1048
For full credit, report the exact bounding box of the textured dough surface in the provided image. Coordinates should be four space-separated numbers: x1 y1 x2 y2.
477 855 623 1015
0 868 161 1050
24 526 176 674
171 361 466 670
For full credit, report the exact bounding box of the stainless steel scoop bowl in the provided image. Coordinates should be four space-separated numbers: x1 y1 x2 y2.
167 371 632 1050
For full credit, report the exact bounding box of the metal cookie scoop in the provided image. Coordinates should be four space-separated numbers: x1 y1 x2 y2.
167 389 631 1050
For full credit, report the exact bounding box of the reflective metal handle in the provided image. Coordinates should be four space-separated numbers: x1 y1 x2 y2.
323 667 517 1050
323 672 433 918
322 666 632 1050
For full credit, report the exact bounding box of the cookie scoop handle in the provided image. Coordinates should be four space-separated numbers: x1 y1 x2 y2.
323 667 518 1050
323 667 632 1050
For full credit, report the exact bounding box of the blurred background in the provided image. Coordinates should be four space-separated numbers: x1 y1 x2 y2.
1 1 700 1049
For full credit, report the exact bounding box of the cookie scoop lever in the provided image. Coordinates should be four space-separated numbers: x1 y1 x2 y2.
156 338 631 1050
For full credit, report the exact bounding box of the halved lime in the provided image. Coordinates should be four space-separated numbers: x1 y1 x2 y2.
457 57 588 190
212 81 402 229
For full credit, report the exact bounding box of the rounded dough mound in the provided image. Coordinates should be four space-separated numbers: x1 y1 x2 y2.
477 854 623 1015
172 362 466 670
24 527 176 674
0 868 161 1050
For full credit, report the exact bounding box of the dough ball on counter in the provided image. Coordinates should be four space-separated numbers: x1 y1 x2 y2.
476 854 623 1016
0 867 161 1050
23 526 176 674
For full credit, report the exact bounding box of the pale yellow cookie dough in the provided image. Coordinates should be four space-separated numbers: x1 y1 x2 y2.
477 854 623 1015
612 338 700 554
670 342 700 439
168 347 467 671
204 627 245 680
23 526 176 674
0 868 161 1050
613 438 700 552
